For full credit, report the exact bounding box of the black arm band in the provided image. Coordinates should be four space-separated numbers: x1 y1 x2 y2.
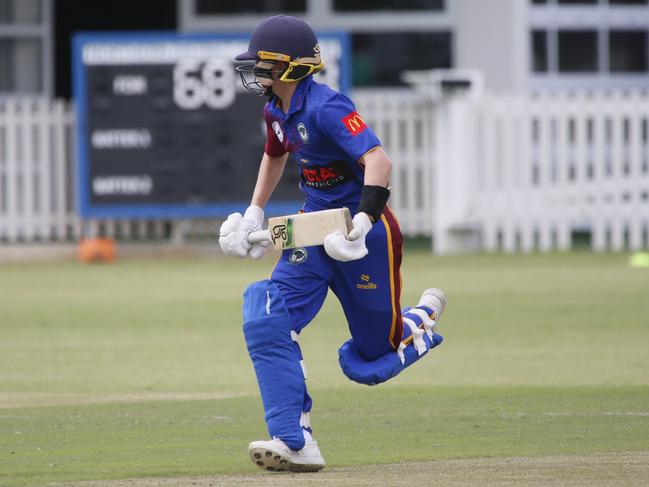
357 185 390 222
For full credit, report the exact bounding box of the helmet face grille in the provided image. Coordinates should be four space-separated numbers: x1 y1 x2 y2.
236 57 324 95
236 63 277 97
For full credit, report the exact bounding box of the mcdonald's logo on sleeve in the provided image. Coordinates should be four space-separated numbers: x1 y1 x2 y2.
341 111 368 136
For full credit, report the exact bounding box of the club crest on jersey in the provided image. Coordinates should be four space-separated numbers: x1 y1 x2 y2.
342 111 368 136
272 121 284 142
297 122 309 143
288 247 308 265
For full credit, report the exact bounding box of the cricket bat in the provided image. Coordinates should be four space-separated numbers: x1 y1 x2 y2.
248 208 353 250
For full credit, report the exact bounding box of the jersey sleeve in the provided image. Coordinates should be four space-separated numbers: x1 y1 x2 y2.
263 107 288 158
317 93 381 162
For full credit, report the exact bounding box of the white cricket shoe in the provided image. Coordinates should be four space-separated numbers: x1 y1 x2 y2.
248 435 325 473
417 288 447 320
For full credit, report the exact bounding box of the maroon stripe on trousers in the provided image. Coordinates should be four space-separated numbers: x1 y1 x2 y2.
383 205 404 350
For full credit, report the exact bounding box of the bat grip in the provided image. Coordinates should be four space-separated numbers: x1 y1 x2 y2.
248 229 271 244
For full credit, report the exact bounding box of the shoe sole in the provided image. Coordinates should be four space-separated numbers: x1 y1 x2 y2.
249 445 324 473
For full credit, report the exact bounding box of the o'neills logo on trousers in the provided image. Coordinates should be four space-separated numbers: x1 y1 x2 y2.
357 273 377 289
356 282 377 289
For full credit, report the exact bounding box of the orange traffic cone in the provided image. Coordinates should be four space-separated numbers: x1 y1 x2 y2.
78 238 116 263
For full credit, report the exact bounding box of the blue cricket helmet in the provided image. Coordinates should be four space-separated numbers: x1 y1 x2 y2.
235 15 324 95
235 14 321 64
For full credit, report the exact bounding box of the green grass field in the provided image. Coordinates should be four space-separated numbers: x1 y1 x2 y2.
1 250 649 486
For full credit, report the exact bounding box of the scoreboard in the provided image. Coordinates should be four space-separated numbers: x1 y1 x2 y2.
73 32 350 218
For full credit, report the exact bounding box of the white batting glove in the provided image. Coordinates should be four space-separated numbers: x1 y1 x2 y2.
218 205 269 259
324 212 373 262
242 205 270 260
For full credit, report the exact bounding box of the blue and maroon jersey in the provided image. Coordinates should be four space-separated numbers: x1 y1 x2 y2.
263 75 381 212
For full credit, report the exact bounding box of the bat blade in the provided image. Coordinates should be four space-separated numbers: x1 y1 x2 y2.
265 208 352 250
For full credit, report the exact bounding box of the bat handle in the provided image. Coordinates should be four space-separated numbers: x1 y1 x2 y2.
248 229 271 244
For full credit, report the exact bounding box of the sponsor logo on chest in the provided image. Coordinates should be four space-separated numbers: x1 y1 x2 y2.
301 161 352 189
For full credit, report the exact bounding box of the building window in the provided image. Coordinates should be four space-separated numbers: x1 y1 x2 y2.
557 0 598 4
352 31 451 86
609 30 648 72
194 0 307 15
558 30 598 72
540 0 649 4
0 0 41 24
0 38 42 92
333 0 445 11
0 0 48 95
608 0 648 5
532 30 548 72
0 40 11 90
531 0 649 88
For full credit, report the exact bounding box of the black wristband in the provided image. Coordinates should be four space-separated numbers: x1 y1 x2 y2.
357 185 390 222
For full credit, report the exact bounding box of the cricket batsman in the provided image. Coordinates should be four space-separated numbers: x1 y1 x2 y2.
219 14 447 473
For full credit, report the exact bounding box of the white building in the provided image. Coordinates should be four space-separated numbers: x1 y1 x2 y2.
2 0 649 97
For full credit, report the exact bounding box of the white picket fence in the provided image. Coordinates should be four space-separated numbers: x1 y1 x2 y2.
0 98 79 242
1 91 649 253
475 92 649 253
358 89 649 253
355 89 436 238
0 98 173 243
463 92 647 253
